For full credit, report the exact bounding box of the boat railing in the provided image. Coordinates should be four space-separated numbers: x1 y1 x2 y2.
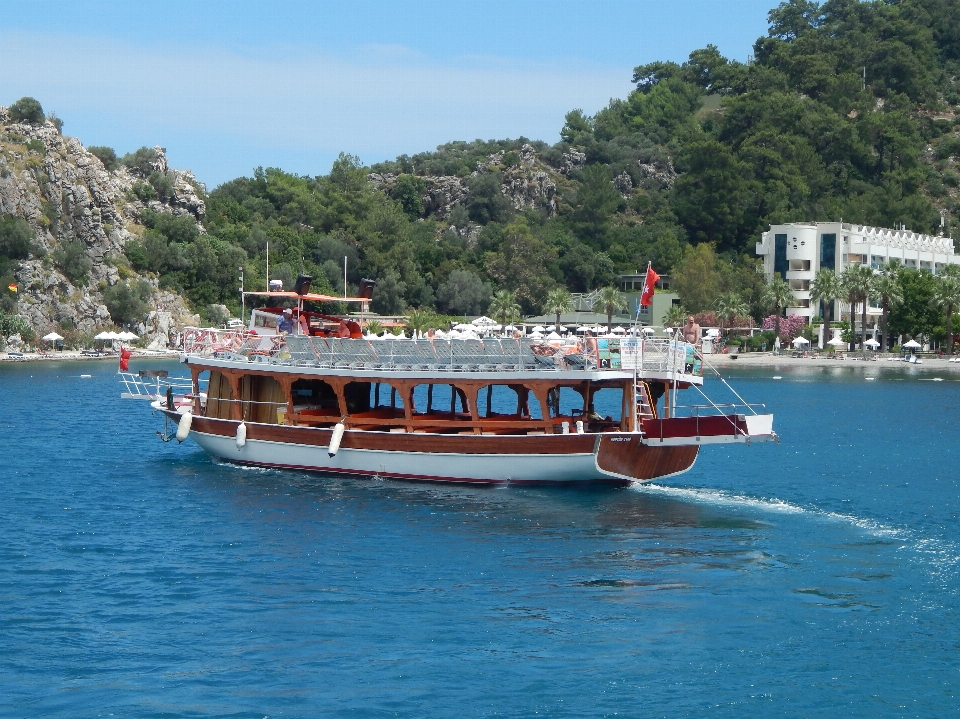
119 370 204 400
182 330 702 377
671 402 767 418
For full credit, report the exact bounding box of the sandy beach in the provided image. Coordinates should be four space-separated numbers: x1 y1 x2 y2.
703 351 960 372
0 349 180 363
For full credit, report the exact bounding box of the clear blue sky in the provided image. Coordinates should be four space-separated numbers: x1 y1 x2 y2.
0 0 775 188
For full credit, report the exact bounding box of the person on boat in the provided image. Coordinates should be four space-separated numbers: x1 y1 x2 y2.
276 308 296 334
336 320 352 338
298 312 310 336
682 316 700 344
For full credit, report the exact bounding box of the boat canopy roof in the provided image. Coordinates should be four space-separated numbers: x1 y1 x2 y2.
244 291 369 303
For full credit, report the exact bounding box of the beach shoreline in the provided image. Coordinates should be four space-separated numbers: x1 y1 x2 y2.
0 349 180 363
703 351 960 371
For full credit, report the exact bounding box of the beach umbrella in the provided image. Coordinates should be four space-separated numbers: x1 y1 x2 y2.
576 326 590 333
94 331 113 340
792 336 809 346
556 325 568 332
530 331 544 339
611 326 626 333
828 337 846 347
531 326 546 333
504 325 516 332
42 332 63 342
546 331 561 339
864 338 880 348
118 331 139 341
472 316 495 326
903 339 921 349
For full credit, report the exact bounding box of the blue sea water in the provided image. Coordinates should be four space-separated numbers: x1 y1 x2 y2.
1 359 959 718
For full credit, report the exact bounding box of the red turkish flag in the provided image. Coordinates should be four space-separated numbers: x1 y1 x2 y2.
119 347 132 372
640 265 660 306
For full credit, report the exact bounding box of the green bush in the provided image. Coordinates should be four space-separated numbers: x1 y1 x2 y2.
8 97 44 124
89 146 118 171
0 311 34 340
131 181 156 203
103 280 152 326
52 238 93 286
25 139 44 155
120 146 158 175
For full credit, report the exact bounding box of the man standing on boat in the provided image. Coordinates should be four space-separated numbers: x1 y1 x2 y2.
682 316 700 345
277 308 296 334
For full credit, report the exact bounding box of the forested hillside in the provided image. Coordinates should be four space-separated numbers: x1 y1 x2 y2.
8 0 960 331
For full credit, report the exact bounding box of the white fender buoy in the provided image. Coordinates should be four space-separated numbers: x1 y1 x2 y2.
561 421 570 434
328 422 345 457
176 412 193 442
235 422 247 449
575 420 584 435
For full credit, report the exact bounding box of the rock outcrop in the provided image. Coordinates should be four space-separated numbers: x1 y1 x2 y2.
0 107 203 339
368 143 561 220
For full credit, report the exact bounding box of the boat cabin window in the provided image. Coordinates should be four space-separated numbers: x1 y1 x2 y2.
409 383 468 416
204 370 234 420
290 378 338 409
344 381 372 414
589 385 625 425
239 375 285 424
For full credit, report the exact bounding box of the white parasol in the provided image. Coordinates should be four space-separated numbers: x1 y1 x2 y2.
546 331 561 339
864 338 880 348
611 326 626 333
828 336 846 347
792 336 810 346
117 330 139 341
42 332 64 342
903 339 921 349
531 326 546 333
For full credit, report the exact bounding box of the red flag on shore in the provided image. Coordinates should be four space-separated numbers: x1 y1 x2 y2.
640 264 660 306
6 283 16 293
119 346 132 372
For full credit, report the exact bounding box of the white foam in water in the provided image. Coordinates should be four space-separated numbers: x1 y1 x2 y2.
772 376 782 380
635 483 960 580
633 483 805 515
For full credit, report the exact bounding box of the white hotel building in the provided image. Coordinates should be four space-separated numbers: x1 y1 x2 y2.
756 222 960 340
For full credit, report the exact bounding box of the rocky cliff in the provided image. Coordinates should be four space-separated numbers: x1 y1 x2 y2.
0 106 203 347
368 143 561 222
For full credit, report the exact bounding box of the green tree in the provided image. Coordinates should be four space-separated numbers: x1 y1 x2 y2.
483 217 558 312
596 286 627 334
405 308 438 335
714 292 748 331
889 269 939 342
543 287 573 331
763 275 793 340
8 97 44 124
103 280 152 326
872 262 904 350
120 146 160 175
931 268 960 355
436 269 492 316
663 304 688 328
488 289 520 330
571 164 621 246
841 264 874 350
810 268 843 348
672 243 722 312
88 146 118 171
53 239 93 286
391 174 426 219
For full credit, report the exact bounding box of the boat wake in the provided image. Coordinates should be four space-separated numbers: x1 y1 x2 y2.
632 483 960 582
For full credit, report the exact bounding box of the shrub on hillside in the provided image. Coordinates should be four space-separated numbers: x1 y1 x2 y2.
103 280 152 326
89 146 118 171
52 239 93 286
8 97 44 124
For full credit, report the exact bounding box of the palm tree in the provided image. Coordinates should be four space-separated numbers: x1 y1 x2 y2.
543 287 573 332
596 286 627 334
488 290 520 331
662 304 688 329
841 264 874 350
714 292 749 333
405 309 435 336
871 274 902 351
810 269 843 348
364 319 384 336
932 271 960 355
763 276 793 340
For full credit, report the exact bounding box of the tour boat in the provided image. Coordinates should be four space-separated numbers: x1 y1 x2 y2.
120 290 776 485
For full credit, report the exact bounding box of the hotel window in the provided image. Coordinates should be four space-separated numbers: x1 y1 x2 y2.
820 233 836 269
775 234 788 277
